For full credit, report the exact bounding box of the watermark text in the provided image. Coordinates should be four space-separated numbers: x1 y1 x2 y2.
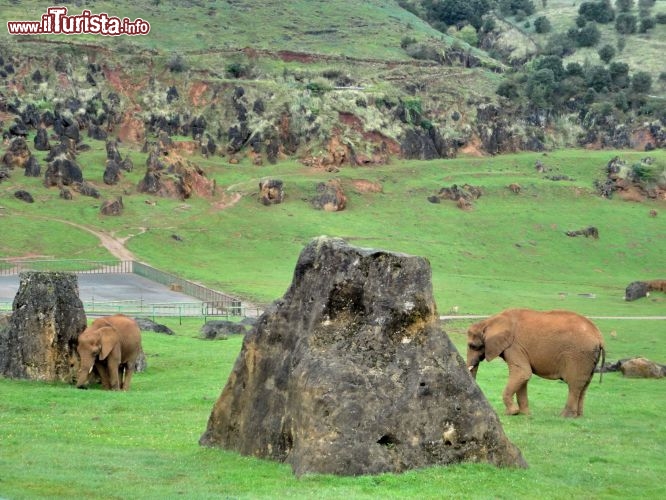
7 6 150 36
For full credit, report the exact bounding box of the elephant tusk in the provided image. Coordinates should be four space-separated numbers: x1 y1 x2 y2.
88 365 94 374
468 366 474 371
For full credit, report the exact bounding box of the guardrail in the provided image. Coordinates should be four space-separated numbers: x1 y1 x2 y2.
0 259 256 319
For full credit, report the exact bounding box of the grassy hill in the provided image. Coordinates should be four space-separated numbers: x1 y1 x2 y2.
1 132 664 316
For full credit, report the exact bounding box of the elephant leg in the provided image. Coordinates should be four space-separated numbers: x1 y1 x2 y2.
121 366 135 391
574 379 592 417
96 363 111 389
503 367 532 415
562 379 590 417
107 362 121 390
516 380 530 415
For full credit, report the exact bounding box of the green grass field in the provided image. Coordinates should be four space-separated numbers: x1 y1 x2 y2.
1 141 665 498
0 317 664 499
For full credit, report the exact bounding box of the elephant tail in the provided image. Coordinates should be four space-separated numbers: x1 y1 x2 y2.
598 345 606 384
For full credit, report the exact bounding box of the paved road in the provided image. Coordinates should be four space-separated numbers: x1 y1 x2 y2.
0 273 201 304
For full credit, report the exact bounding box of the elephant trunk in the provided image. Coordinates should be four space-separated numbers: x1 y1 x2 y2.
76 363 94 388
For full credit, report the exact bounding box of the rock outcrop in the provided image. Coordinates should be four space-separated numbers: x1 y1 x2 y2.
311 179 347 211
200 237 527 476
258 179 285 205
0 272 87 382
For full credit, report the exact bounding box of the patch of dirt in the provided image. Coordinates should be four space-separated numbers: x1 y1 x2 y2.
117 108 146 144
459 136 485 157
212 192 243 211
350 179 383 193
189 81 209 107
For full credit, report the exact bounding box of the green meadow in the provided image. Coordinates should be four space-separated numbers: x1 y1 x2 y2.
1 140 665 498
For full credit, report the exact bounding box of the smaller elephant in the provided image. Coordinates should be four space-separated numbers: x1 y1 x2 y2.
467 308 605 418
76 314 143 391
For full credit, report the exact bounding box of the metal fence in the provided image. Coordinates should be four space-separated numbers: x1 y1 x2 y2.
0 259 257 319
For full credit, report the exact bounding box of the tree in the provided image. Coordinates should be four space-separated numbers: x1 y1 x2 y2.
631 71 652 94
615 0 634 12
566 62 585 78
639 17 656 33
534 16 552 33
545 32 576 57
534 55 565 81
526 68 556 109
579 1 615 23
577 22 601 47
586 65 612 92
423 0 491 29
609 61 630 89
615 13 637 34
598 44 616 63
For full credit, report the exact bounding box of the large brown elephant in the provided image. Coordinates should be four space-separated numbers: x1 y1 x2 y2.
466 308 605 418
76 314 143 391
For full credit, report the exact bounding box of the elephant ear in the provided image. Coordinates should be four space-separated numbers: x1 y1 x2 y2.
99 327 119 361
484 318 514 362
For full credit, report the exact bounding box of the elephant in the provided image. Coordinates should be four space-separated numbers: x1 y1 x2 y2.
76 314 143 391
466 308 605 418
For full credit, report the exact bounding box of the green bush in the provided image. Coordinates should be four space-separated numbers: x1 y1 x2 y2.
578 0 616 23
631 71 652 94
615 12 637 34
598 44 616 64
638 17 656 33
534 16 552 34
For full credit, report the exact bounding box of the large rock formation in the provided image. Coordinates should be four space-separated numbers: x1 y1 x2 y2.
200 237 526 476
0 272 87 382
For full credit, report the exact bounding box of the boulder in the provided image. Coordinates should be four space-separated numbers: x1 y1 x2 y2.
619 357 665 378
103 159 122 185
24 155 41 177
0 272 87 382
72 182 100 199
44 157 83 187
624 281 649 301
14 190 34 203
311 179 347 211
100 196 123 216
200 320 247 339
258 179 285 205
34 127 51 151
1 137 31 169
199 237 527 476
133 317 174 335
565 226 599 239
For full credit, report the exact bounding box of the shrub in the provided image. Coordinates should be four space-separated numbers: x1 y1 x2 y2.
656 13 666 24
577 23 601 47
566 62 584 78
497 79 521 99
579 0 616 23
609 61 630 88
167 53 187 73
456 25 478 46
400 36 417 49
615 13 637 34
545 33 576 56
631 71 652 94
585 65 611 92
534 16 552 33
598 44 616 64
639 17 656 33
615 0 634 12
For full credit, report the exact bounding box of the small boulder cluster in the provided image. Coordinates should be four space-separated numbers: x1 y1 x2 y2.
427 183 482 210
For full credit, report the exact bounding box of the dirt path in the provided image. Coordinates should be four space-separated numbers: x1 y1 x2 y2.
28 217 141 261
